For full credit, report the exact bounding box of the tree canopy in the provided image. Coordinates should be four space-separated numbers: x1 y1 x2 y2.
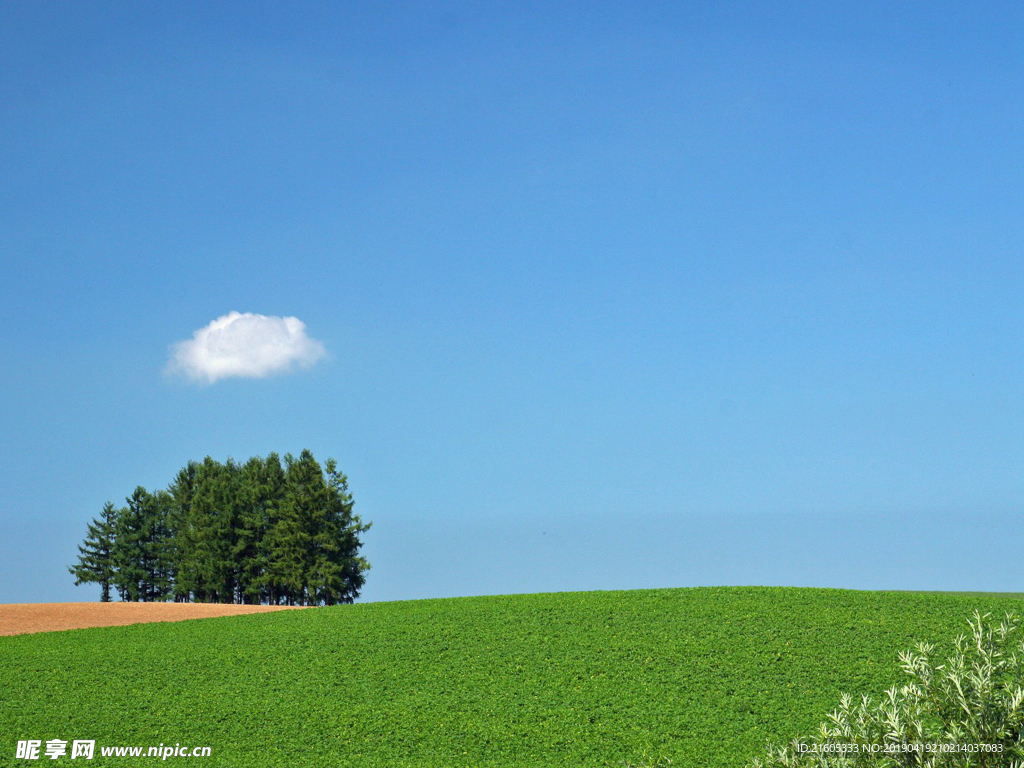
69 451 370 605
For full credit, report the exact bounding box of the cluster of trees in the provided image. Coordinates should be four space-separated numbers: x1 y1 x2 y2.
69 450 370 605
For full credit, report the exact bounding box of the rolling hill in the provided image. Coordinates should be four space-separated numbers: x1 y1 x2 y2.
2 587 1022 767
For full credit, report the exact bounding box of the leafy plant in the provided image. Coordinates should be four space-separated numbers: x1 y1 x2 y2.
4 588 1024 767
624 751 673 767
749 611 1024 767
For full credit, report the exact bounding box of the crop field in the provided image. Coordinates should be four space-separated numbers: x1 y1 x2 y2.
0 602 302 636
2 587 1023 767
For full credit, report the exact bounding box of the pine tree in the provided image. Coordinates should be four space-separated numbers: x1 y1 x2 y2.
140 489 175 601
320 458 371 605
72 450 371 605
106 487 173 602
68 502 118 602
265 452 315 605
290 450 334 606
167 461 199 602
239 453 285 604
184 458 242 603
111 490 146 601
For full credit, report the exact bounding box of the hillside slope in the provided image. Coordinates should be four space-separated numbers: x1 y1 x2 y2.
2 587 1021 767
0 602 301 636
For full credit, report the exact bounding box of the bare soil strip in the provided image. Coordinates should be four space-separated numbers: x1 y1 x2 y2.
0 602 303 637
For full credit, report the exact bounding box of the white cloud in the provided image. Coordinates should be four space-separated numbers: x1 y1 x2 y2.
168 311 326 384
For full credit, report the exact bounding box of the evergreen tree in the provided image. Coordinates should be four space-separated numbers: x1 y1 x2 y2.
107 487 174 602
111 489 147 601
184 458 242 603
319 458 371 605
166 461 198 602
72 450 371 605
266 452 315 605
140 489 175 601
68 502 118 602
240 453 285 604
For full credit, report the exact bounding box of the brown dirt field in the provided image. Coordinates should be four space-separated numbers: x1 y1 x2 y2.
0 602 304 637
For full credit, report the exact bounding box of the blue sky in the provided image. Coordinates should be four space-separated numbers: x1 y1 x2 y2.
1 1 1021 604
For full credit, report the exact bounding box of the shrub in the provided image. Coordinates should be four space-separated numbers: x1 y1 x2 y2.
749 611 1024 767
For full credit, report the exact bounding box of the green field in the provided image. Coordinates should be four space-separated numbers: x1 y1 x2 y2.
2 587 1022 767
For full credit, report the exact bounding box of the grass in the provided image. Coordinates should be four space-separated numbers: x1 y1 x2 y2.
1 587 1022 767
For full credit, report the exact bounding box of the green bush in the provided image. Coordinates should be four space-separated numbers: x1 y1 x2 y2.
749 611 1024 767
